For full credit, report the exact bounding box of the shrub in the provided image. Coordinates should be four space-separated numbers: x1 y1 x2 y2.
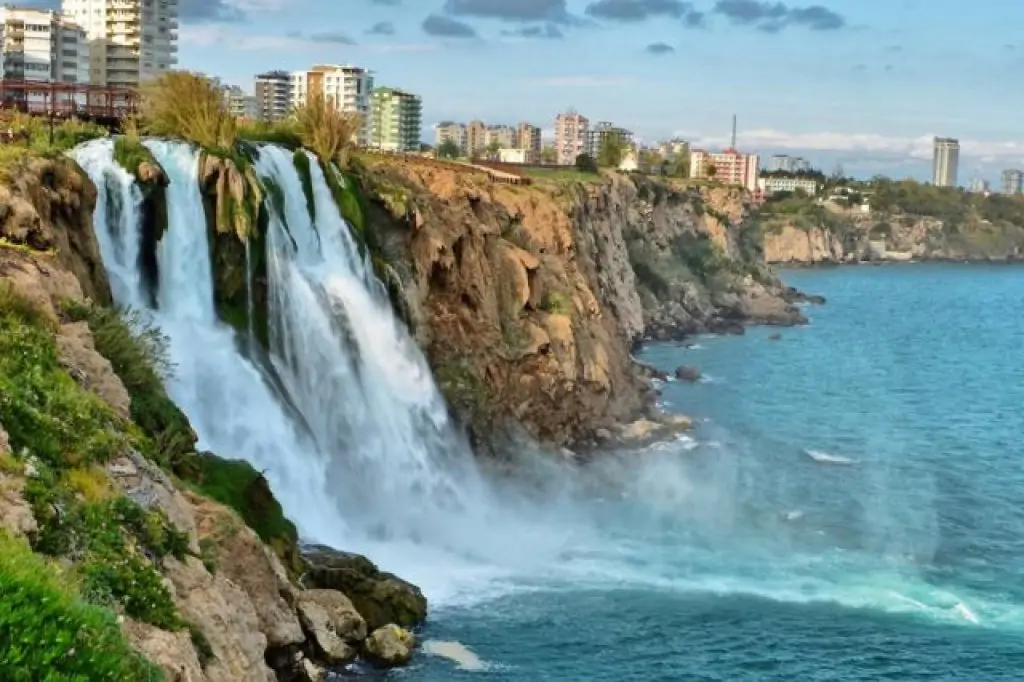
0 534 163 682
112 136 157 181
138 71 236 150
293 92 362 168
237 119 302 148
540 291 571 315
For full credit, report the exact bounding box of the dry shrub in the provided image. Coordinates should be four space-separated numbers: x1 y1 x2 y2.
138 71 236 150
293 92 362 168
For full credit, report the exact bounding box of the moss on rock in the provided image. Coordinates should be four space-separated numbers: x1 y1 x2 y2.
292 149 316 224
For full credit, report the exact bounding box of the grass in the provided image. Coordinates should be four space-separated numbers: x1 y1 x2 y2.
293 92 361 169
237 120 302 149
138 72 236 151
0 114 107 179
0 533 165 682
521 166 604 184
112 137 157 183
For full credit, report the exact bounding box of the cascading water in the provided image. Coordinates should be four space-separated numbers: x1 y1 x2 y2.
72 138 1024 639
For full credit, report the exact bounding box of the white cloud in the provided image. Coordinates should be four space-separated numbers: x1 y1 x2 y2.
676 127 1024 164
525 76 634 87
180 26 435 53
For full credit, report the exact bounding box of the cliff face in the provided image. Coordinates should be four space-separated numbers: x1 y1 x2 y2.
763 208 1024 265
0 155 426 682
356 159 804 450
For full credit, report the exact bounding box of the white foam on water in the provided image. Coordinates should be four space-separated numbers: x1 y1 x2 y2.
804 449 859 465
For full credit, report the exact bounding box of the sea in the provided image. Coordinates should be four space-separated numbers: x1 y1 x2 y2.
382 264 1024 681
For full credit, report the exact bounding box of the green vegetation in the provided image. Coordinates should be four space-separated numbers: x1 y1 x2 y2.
574 153 598 174
523 165 602 184
758 192 857 235
436 139 460 159
539 291 571 315
596 132 627 168
112 137 157 184
237 119 302 149
294 91 362 169
0 113 107 177
292 149 316 223
139 71 236 151
0 533 164 682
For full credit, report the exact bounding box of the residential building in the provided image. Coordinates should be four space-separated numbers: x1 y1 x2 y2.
254 70 291 122
968 178 990 194
61 0 178 88
222 85 257 120
0 7 90 108
1002 169 1023 195
499 148 536 164
767 154 811 173
689 148 760 192
657 138 689 160
290 64 373 145
554 109 589 165
758 176 818 196
434 121 467 154
368 86 422 152
516 122 541 154
587 121 632 157
484 124 515 150
932 137 959 187
466 119 486 157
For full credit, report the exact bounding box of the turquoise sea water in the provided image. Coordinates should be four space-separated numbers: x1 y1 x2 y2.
362 264 1024 681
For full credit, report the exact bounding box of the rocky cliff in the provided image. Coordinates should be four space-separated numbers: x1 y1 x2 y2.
762 200 1024 265
354 158 805 451
0 153 426 682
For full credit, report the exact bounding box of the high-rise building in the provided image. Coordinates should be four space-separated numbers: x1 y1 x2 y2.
290 64 373 145
516 122 541 154
932 137 959 187
254 70 291 122
689 148 760 192
0 8 90 108
61 0 178 88
368 86 422 152
767 154 811 173
554 110 589 165
466 120 487 157
434 121 467 154
221 85 256 120
1001 169 1023 195
587 121 632 158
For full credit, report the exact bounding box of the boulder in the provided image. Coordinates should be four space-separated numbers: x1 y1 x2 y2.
0 424 36 539
56 321 132 419
122 618 208 682
767 332 782 341
295 589 367 664
302 546 427 631
363 625 415 667
674 365 701 382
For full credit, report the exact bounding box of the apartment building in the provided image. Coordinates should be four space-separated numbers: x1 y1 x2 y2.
222 84 257 120
290 64 373 145
554 110 588 165
484 124 515 150
254 70 291 122
1001 169 1023 195
758 176 818 196
61 0 178 88
657 138 689 161
690 148 760 192
434 121 467 154
516 122 541 154
767 154 811 173
932 137 959 187
587 121 632 157
0 7 90 108
466 119 486 157
368 86 422 152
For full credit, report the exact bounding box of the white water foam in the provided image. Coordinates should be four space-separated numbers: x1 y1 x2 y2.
71 139 1024 632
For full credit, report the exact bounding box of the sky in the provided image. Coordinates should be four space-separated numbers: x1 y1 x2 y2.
21 0 1024 182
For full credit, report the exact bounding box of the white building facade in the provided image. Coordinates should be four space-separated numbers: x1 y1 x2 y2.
290 64 373 145
0 7 91 108
61 0 178 89
758 176 819 196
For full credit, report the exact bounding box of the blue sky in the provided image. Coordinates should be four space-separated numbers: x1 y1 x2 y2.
25 0 1024 181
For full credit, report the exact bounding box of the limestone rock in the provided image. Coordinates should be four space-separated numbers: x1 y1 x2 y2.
295 589 367 663
163 556 276 682
137 161 166 186
298 657 325 682
0 423 36 540
107 449 200 553
56 321 132 419
189 491 305 648
302 545 427 631
674 365 701 382
123 618 208 682
363 624 415 667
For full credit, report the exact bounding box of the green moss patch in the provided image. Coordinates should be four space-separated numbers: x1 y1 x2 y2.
0 533 164 682
292 150 316 224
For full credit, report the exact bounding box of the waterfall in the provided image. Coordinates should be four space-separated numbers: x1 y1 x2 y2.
72 139 566 600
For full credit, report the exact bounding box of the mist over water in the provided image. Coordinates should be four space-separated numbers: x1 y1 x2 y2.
74 140 1024 678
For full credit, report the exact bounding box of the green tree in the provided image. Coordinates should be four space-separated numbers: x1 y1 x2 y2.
639 149 664 174
575 153 598 174
436 139 460 159
486 140 501 156
540 145 557 163
705 162 718 179
597 133 625 168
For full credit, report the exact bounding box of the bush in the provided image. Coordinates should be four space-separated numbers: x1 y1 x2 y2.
540 291 571 315
294 92 362 168
237 120 302 149
112 137 157 181
0 534 163 682
575 153 598 174
138 71 236 150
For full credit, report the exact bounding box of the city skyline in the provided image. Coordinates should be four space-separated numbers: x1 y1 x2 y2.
13 0 1024 183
